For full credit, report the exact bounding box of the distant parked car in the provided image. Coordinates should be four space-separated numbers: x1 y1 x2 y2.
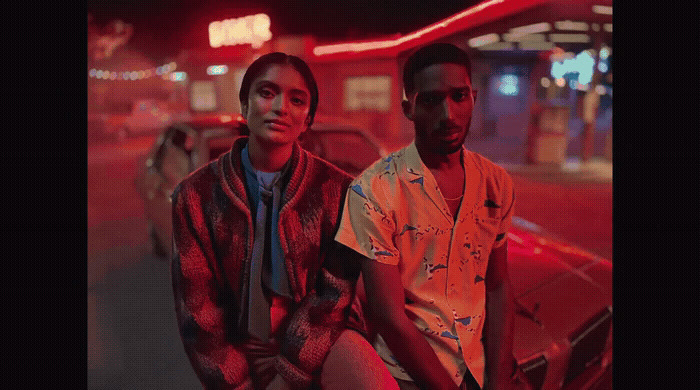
134 118 612 390
113 99 191 140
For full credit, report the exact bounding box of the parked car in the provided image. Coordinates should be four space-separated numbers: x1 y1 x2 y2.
134 118 611 390
134 113 249 256
134 117 385 257
506 216 611 390
113 99 191 140
298 122 388 177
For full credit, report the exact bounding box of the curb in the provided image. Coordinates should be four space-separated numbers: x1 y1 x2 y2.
500 158 612 183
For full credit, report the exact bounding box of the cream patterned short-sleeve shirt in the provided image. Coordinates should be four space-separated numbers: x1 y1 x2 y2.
335 141 515 388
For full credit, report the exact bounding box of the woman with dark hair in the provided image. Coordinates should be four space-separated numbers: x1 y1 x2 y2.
172 52 398 389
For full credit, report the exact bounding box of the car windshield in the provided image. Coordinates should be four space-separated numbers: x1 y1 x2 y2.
318 131 381 173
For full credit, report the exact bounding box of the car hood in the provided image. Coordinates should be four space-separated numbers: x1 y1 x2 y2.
507 217 612 357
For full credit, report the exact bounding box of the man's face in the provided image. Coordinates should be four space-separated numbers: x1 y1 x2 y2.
404 63 476 155
242 64 311 147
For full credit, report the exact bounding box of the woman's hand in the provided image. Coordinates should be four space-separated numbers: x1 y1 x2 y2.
244 337 281 388
251 355 278 388
243 337 279 359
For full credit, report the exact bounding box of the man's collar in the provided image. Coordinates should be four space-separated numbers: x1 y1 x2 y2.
402 141 468 178
400 142 472 223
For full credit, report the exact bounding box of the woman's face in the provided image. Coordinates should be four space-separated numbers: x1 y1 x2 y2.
243 64 311 147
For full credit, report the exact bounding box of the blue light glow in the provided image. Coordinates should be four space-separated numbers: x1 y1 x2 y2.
576 51 594 85
551 62 565 79
207 65 229 75
171 72 187 81
498 74 519 95
550 50 595 86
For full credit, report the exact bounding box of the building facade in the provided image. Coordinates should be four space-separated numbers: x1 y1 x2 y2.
169 0 613 162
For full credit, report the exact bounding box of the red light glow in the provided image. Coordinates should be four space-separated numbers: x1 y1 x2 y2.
209 14 272 49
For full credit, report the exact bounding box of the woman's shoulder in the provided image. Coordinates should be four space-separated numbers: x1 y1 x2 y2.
174 159 224 203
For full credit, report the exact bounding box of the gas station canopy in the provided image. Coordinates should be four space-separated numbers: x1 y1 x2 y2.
311 0 612 61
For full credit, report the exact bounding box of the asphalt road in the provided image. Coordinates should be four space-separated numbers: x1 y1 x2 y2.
87 135 612 389
88 136 202 390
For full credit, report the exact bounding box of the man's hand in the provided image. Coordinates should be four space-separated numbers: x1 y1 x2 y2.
484 242 517 390
361 256 460 390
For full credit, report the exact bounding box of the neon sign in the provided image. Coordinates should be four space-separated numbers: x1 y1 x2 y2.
550 50 595 86
209 14 272 49
207 65 229 75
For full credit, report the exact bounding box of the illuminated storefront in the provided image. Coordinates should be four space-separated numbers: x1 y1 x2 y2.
308 0 613 161
174 0 612 162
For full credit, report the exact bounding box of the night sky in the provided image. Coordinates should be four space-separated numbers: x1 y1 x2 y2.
88 0 482 62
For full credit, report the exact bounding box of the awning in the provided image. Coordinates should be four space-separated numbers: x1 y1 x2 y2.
311 0 612 61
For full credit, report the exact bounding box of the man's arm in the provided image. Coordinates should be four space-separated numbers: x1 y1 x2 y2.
361 254 460 390
483 241 516 390
171 185 253 390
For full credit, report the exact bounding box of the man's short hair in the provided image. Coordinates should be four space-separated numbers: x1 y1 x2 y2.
402 42 473 96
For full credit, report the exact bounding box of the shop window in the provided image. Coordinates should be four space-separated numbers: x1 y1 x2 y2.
190 80 217 111
343 76 391 112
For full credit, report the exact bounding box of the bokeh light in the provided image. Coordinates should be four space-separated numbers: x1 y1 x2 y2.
540 77 551 88
207 65 229 75
498 74 519 95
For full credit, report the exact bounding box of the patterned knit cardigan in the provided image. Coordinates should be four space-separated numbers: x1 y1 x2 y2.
171 136 359 389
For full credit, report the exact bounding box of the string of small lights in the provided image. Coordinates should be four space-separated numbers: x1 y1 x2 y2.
88 62 181 81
